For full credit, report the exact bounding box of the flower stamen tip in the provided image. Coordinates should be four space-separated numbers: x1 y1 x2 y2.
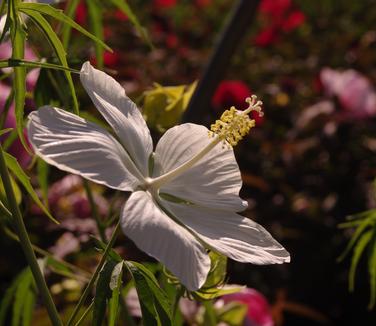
210 95 262 147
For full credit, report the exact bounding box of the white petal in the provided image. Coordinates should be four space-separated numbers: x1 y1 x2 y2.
154 123 247 212
80 62 153 176
121 191 211 291
163 200 290 265
27 106 142 191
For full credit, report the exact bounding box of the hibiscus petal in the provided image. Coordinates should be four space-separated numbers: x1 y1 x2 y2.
154 123 247 212
80 62 153 176
27 106 142 191
121 191 211 291
163 200 290 265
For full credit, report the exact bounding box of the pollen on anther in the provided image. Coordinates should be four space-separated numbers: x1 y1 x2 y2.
210 96 261 147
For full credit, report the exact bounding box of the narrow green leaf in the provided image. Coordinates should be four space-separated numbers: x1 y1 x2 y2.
21 288 36 326
217 302 248 326
338 218 372 262
0 128 13 137
37 158 49 208
21 9 79 114
93 260 118 326
368 231 376 308
4 152 58 224
108 262 123 326
108 0 152 48
0 59 80 73
0 172 22 206
0 272 23 326
349 229 373 291
125 261 172 326
91 236 123 263
10 13 29 154
61 0 81 48
18 2 111 51
12 268 33 326
86 0 104 68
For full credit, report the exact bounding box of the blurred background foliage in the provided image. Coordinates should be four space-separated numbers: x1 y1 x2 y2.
1 0 376 325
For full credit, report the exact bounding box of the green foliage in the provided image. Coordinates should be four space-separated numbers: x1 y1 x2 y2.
339 209 376 308
0 267 36 326
3 151 57 224
125 261 173 326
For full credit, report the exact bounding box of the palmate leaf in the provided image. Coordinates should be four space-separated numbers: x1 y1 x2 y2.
125 261 172 326
20 8 79 114
4 152 58 224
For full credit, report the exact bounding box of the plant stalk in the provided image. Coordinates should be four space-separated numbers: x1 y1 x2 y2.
0 145 63 326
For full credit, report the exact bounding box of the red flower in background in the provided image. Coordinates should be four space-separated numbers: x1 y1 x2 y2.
74 1 87 26
213 80 264 125
221 288 274 326
255 0 305 47
153 0 177 9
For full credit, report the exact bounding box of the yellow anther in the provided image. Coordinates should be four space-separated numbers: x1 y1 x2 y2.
210 95 263 147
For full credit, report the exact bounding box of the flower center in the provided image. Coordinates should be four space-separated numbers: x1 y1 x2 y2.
209 95 263 147
147 96 263 190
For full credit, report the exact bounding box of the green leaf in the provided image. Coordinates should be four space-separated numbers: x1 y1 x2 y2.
349 229 373 291
86 0 104 69
4 152 58 224
10 13 29 154
338 218 372 262
0 172 22 206
0 128 13 137
18 2 111 51
21 289 36 326
0 272 23 326
12 268 33 326
125 261 172 326
0 59 80 73
61 0 81 48
93 260 118 326
368 230 376 308
108 262 123 326
108 0 152 48
91 236 123 263
37 158 49 208
21 8 79 114
217 302 248 326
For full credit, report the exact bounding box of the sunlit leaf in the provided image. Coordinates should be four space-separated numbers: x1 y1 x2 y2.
21 9 79 114
18 2 111 51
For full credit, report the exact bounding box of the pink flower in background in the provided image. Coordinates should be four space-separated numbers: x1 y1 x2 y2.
222 288 274 326
255 0 305 47
0 41 41 167
320 68 376 119
213 80 264 125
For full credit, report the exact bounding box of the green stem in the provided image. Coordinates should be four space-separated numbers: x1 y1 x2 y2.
203 300 217 326
83 180 106 241
0 145 63 326
119 296 137 326
73 301 94 326
4 227 91 281
172 286 184 320
67 221 121 326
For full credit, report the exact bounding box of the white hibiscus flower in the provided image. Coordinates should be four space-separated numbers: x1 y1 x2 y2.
27 62 290 291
